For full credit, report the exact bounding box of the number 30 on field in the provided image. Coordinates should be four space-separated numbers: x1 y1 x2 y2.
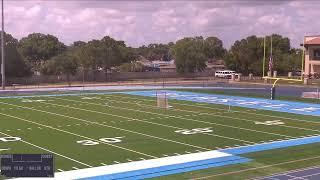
77 137 124 146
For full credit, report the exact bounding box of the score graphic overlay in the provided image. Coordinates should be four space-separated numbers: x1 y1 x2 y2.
0 154 54 177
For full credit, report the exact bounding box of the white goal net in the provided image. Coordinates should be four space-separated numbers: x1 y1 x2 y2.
156 91 169 109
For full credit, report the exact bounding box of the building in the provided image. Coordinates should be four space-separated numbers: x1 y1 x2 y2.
205 59 226 72
303 35 320 76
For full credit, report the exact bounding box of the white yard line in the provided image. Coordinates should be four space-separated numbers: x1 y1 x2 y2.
111 93 320 124
103 95 320 134
39 99 254 144
0 101 212 151
0 112 157 159
0 131 92 168
51 96 294 139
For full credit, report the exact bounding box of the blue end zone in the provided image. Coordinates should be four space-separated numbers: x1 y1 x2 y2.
82 155 250 180
122 90 320 116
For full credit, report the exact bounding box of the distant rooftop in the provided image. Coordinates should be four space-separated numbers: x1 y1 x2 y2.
301 35 320 46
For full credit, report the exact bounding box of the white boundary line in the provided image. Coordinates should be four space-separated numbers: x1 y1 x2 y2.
0 131 92 168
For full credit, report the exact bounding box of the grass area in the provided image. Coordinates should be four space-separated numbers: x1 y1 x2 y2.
0 91 319 179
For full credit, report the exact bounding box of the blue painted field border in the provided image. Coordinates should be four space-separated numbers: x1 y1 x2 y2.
0 91 120 99
122 90 320 116
81 136 320 180
222 135 320 155
82 155 250 180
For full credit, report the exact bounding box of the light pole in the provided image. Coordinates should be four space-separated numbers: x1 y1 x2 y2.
1 0 4 90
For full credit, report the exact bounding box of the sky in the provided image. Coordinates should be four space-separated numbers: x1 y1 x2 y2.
3 0 320 49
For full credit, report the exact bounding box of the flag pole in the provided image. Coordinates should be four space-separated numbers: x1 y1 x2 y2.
1 0 4 90
270 35 273 73
263 36 266 77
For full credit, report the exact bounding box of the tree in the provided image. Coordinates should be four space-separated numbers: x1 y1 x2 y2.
0 31 31 78
99 36 127 78
172 37 207 73
225 36 263 75
18 33 66 73
136 43 173 61
225 34 295 75
204 37 226 59
41 53 78 86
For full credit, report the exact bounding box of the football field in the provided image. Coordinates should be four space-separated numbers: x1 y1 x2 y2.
1 90 320 179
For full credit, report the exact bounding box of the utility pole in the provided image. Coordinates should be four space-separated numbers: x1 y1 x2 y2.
1 0 4 90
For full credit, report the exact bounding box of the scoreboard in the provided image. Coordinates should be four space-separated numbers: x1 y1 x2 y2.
0 154 54 178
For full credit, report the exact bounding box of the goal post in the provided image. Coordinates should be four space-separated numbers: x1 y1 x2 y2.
262 35 305 100
156 91 169 109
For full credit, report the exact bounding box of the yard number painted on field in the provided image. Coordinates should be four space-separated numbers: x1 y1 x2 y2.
81 97 101 100
77 137 124 146
175 127 213 135
22 99 51 103
254 120 284 126
0 137 21 142
0 137 20 152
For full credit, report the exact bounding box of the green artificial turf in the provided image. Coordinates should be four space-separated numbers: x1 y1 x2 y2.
0 92 319 179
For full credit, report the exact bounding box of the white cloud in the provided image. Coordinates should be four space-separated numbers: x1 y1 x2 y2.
2 0 320 48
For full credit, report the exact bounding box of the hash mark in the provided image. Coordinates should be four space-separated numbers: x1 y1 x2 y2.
57 169 64 172
100 163 107 165
72 167 79 170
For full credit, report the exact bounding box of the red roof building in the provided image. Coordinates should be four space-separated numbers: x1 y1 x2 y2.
303 36 320 77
